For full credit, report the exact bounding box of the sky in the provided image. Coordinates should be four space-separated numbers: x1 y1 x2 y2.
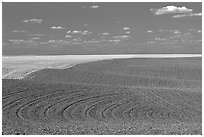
2 2 202 55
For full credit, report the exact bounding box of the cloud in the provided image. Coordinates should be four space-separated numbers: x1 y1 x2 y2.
125 31 130 34
147 30 153 33
188 29 201 32
166 30 181 34
113 35 131 39
148 41 157 44
150 5 192 15
67 31 71 33
72 38 82 42
48 39 71 44
197 30 202 33
81 30 92 35
32 37 41 40
65 35 72 38
90 5 99 8
71 30 92 35
84 40 99 43
169 32 193 40
173 30 181 34
172 12 202 18
2 42 9 47
158 42 177 45
9 39 24 43
123 27 130 30
71 42 82 45
39 42 49 45
29 34 44 36
48 40 56 43
98 39 108 42
189 39 202 43
154 37 166 41
8 39 39 46
147 31 199 46
50 26 65 30
185 32 191 35
109 39 121 42
102 33 110 35
22 19 43 23
12 30 26 33
72 30 82 34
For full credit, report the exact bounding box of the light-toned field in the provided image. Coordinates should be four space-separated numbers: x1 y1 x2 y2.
2 54 201 79
2 56 202 135
2 55 111 79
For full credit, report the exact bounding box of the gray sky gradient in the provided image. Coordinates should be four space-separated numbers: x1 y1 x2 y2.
2 2 202 55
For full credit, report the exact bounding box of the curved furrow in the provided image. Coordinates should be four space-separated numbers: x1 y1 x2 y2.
137 88 197 119
3 95 35 110
147 89 202 117
3 92 55 120
129 105 185 122
3 89 86 122
142 107 155 121
42 92 120 122
149 108 175 121
25 89 89 122
3 90 56 109
2 89 29 100
141 96 192 121
129 105 152 121
100 98 129 122
28 102 50 122
122 100 172 122
112 101 136 121
61 93 119 122
43 91 94 122
169 89 202 109
84 98 115 122
112 103 134 121
113 98 145 121
113 101 142 121
123 104 145 121
29 93 76 122
110 91 148 121
71 95 118 122
8 92 67 121
152 88 202 112
18 93 68 122
140 106 170 121
84 95 129 122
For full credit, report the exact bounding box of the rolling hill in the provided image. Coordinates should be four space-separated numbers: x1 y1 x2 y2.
2 57 202 135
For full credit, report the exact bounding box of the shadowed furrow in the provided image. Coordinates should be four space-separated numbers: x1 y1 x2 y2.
2 58 202 135
3 79 201 125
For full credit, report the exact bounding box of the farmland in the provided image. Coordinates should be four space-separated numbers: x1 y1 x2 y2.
2 54 201 79
3 55 130 79
2 57 202 135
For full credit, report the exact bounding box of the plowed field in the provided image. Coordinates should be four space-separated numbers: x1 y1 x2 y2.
2 57 202 135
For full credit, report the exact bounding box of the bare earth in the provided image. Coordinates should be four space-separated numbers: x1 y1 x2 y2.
2 54 201 79
2 55 202 135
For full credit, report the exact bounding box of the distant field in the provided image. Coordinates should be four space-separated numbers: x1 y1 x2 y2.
2 56 202 135
3 55 114 79
2 54 201 79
